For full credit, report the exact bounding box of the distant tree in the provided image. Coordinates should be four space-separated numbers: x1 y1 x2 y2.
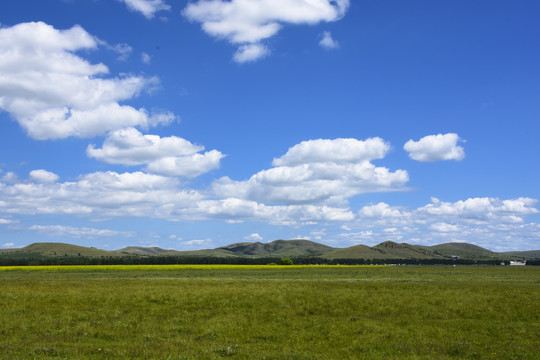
281 257 293 265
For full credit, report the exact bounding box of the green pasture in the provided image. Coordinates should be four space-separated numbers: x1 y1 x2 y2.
1 265 539 359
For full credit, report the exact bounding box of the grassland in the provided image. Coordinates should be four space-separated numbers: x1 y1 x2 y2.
1 265 539 359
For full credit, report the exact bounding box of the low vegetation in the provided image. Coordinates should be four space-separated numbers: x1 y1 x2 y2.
1 265 539 359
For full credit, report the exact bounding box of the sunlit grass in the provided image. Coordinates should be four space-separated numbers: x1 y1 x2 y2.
1 266 539 359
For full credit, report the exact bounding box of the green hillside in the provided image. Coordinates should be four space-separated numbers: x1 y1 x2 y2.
326 241 443 259
164 249 238 257
0 242 119 258
323 244 381 259
372 241 441 259
116 246 173 256
499 250 540 260
430 242 496 259
323 241 526 261
217 239 335 257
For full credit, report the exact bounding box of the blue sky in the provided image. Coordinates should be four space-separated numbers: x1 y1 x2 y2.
1 0 539 251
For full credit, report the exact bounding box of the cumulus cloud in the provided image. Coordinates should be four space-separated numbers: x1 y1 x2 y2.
87 128 225 178
1 172 19 184
344 196 540 249
0 22 174 140
429 222 460 232
120 0 171 19
0 169 354 225
214 138 408 206
358 202 404 218
355 197 538 229
245 233 263 241
145 150 225 178
179 239 214 249
29 170 59 183
0 171 196 217
192 198 355 225
87 128 203 165
404 133 465 162
319 31 339 49
233 44 270 63
183 0 350 62
273 138 390 166
419 196 538 222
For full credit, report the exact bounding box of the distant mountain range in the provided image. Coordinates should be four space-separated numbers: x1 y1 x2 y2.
1 240 539 261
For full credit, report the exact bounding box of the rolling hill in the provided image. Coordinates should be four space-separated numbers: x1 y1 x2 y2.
117 246 175 256
216 239 335 257
430 242 497 259
372 241 440 259
499 249 540 260
0 242 119 258
323 244 385 259
1 240 539 261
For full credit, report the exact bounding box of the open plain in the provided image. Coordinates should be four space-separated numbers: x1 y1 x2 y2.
1 265 539 359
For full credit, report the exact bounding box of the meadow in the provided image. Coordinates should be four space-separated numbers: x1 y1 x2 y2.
0 265 539 359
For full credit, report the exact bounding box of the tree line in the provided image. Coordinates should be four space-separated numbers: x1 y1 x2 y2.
0 254 527 266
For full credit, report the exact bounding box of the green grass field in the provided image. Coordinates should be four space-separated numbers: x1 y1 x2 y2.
1 265 539 359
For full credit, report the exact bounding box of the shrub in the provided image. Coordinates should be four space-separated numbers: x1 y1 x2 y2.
280 257 293 265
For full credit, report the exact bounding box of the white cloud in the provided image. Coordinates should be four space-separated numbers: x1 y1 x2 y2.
245 233 263 241
97 40 133 60
191 198 355 225
345 197 540 249
87 128 225 178
112 43 133 61
29 170 59 184
0 170 199 218
0 169 354 225
429 222 460 232
319 31 339 49
180 238 214 249
145 150 225 178
0 218 14 224
355 202 412 229
404 133 465 162
233 44 269 63
213 138 408 206
2 242 15 248
120 0 171 19
273 138 390 166
355 197 538 229
141 52 151 64
2 172 20 184
183 0 350 62
29 225 134 238
419 197 538 222
87 128 204 164
0 22 174 140
358 202 404 218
